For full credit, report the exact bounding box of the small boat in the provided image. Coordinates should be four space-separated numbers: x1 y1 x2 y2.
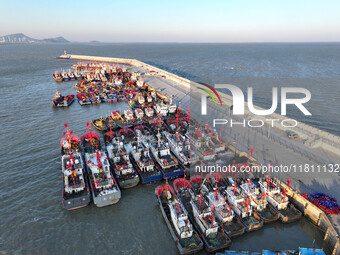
155 183 203 254
52 90 74 107
173 178 231 252
128 126 162 184
147 130 184 180
259 178 302 223
53 72 63 82
105 130 140 189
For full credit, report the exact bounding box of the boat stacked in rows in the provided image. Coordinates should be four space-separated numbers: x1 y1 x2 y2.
155 174 302 253
155 182 203 254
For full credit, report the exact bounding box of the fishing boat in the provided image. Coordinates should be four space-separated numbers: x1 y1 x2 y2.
155 183 203 254
144 107 154 118
259 178 302 223
61 152 91 210
53 72 63 82
91 115 110 132
60 124 80 156
190 124 216 161
126 126 162 184
77 94 91 105
110 111 124 129
163 130 199 167
154 102 168 116
134 108 144 120
105 130 140 189
61 71 70 81
204 174 245 238
68 72 76 80
84 149 121 207
146 93 153 103
240 180 279 224
147 130 184 180
136 93 145 105
225 179 263 231
167 95 177 114
124 109 135 122
173 178 231 252
75 72 83 80
52 90 74 107
82 122 120 207
60 124 91 210
136 79 145 88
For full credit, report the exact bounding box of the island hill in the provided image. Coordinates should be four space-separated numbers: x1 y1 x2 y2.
0 33 69 44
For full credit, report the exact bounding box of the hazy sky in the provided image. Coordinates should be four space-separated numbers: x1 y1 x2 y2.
1 0 339 42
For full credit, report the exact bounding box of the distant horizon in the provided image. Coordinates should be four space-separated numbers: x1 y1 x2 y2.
1 0 340 43
1 32 340 44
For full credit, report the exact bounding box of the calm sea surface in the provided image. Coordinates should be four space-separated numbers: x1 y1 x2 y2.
0 43 339 254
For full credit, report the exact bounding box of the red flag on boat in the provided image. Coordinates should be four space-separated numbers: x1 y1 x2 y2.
64 123 68 128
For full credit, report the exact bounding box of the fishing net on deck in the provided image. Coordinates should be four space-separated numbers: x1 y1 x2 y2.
302 193 340 215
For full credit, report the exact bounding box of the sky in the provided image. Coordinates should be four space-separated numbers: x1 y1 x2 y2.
0 0 339 42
